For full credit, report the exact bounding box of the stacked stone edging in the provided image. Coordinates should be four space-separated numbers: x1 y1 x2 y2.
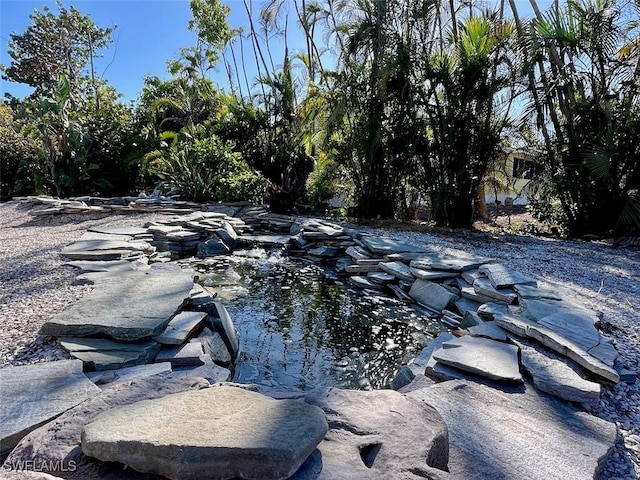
0 198 625 480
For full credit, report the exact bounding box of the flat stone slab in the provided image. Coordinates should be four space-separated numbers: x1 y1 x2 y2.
421 333 511 389
468 322 508 341
479 263 537 289
461 268 482 284
156 342 205 367
514 284 564 301
433 336 522 382
413 332 455 377
79 231 133 241
59 337 161 371
166 230 202 242
477 302 510 319
0 360 100 457
65 259 143 273
408 380 616 480
345 263 381 273
345 246 373 260
514 339 601 407
350 275 386 290
60 249 135 261
237 235 290 246
409 279 458 311
538 312 598 348
4 376 210 479
86 362 172 386
461 310 483 328
293 388 449 479
62 239 152 254
461 286 507 305
473 278 517 304
153 311 206 345
41 264 194 340
454 297 482 317
211 301 239 361
539 313 619 368
147 224 183 234
88 226 149 236
379 261 415 282
493 314 619 383
410 255 494 272
410 267 459 280
171 356 231 383
367 271 396 284
81 386 328 480
519 297 599 323
361 236 425 255
199 328 233 365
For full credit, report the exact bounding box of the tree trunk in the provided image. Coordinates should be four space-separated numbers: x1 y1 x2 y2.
475 182 487 218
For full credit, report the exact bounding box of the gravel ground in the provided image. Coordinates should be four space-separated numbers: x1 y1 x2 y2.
0 201 167 367
1 200 639 478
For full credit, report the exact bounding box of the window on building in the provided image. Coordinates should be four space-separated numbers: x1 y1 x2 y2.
512 156 536 179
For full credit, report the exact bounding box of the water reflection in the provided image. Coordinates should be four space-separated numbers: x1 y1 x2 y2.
191 252 447 391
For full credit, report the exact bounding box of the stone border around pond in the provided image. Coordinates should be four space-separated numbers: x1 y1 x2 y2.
0 197 625 480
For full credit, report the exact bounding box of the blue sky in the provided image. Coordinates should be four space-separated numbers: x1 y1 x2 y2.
1 0 549 105
0 0 297 103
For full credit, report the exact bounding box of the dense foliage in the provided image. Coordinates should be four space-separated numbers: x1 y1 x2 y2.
1 0 639 237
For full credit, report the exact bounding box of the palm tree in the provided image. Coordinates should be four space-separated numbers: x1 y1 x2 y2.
519 0 640 236
417 9 519 227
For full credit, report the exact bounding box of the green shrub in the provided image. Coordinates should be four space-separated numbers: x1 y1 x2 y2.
0 104 39 199
142 129 269 204
527 198 567 237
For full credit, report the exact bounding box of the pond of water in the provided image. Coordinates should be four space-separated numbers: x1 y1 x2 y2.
191 249 448 391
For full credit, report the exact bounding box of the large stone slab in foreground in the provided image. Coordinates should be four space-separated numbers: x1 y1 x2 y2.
41 264 194 340
81 386 328 480
4 376 210 479
408 380 616 480
0 360 100 457
293 388 449 480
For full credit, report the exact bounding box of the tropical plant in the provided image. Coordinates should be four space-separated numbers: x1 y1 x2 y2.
0 103 39 199
136 75 221 136
1 1 114 102
78 81 138 195
141 127 269 204
515 0 640 236
416 9 519 228
302 1 519 225
21 75 93 197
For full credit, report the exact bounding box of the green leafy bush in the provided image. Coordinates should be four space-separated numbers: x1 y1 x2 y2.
142 129 268 204
0 104 39 198
527 198 567 237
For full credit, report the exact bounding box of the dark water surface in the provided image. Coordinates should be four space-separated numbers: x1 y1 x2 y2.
192 250 447 391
